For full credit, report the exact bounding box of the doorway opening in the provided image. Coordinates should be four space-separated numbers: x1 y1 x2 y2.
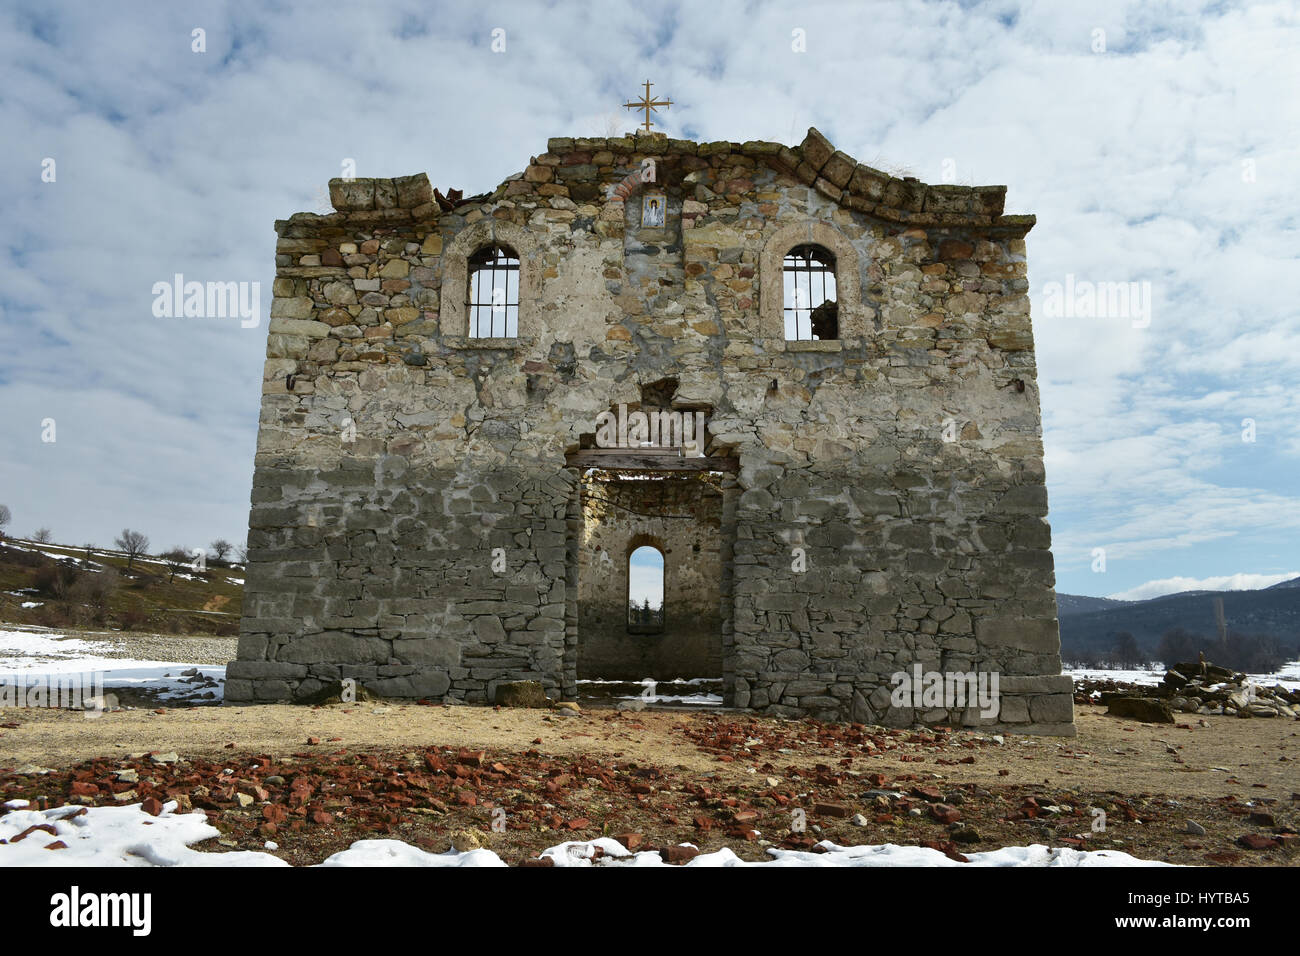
572 467 727 707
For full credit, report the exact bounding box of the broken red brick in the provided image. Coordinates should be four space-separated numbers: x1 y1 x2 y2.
614 832 643 850
1236 833 1278 850
661 845 699 864
11 824 58 843
930 804 961 824
458 749 486 767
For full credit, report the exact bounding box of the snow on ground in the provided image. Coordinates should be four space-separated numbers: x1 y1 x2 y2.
629 692 724 706
577 676 725 707
0 800 1173 867
1065 661 1300 691
3 543 106 571
0 802 286 867
0 630 224 702
1064 666 1163 686
0 630 102 665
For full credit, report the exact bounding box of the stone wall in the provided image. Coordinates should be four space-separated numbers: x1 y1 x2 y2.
229 127 1074 735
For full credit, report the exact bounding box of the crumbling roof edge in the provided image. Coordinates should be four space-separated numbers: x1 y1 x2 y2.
296 127 1031 233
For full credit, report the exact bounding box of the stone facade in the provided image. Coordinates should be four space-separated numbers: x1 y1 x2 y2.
229 127 1074 735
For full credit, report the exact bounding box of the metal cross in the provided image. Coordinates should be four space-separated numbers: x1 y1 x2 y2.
623 80 672 133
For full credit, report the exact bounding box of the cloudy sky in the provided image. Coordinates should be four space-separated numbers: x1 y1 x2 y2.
2 0 1297 601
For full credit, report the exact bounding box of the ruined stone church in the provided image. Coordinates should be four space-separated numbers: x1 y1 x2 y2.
228 124 1074 735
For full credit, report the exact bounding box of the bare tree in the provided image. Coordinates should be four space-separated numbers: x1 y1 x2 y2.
0 504 10 539
32 527 52 544
114 529 150 570
72 566 118 626
235 542 249 565
40 560 81 602
161 547 189 584
1112 631 1141 668
210 538 233 563
84 542 95 562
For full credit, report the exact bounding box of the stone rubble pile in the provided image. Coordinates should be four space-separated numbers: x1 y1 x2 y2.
1093 660 1299 723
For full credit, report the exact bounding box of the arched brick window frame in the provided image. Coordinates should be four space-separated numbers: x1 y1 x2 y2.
439 220 540 340
759 220 863 341
626 534 666 634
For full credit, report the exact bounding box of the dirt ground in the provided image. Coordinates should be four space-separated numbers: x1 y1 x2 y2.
1 701 1296 866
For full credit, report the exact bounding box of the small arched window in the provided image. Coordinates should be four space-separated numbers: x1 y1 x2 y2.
783 244 838 341
468 245 519 338
627 545 664 633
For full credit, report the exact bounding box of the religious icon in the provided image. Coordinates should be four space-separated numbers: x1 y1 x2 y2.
642 191 666 228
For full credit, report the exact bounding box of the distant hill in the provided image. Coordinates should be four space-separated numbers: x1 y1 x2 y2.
0 537 245 636
1057 583 1300 661
1056 593 1133 616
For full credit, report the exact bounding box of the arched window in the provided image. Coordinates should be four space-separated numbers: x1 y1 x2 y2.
783 244 838 341
468 245 519 338
627 545 664 633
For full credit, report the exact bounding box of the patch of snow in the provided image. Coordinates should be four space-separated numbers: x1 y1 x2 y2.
226 577 245 585
1064 666 1163 686
3 543 104 570
0 802 287 867
0 629 224 701
20 602 43 609
617 692 724 706
0 630 101 662
317 840 506 867
0 802 1176 868
1067 660 1300 692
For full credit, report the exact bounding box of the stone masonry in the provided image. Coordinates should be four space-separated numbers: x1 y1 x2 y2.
229 127 1075 735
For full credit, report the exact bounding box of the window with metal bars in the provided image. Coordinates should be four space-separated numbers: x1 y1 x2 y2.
467 245 520 337
783 244 838 340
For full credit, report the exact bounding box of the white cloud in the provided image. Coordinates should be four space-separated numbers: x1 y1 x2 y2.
1107 570 1300 602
